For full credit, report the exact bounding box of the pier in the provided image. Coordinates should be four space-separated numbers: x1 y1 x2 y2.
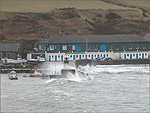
1 68 35 73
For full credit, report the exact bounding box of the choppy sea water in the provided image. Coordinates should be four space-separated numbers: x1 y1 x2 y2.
1 64 150 112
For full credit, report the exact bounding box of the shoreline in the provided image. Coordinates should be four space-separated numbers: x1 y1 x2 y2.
75 59 150 66
0 59 150 73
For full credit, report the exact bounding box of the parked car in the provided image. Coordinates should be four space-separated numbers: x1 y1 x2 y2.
104 57 112 61
96 57 112 61
96 57 105 61
33 48 39 52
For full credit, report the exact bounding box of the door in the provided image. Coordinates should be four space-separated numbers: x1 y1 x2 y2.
73 55 75 60
76 44 83 52
61 55 63 61
55 55 57 61
103 54 105 58
49 56 51 61
0 54 1 60
85 55 87 59
43 45 45 52
7 54 10 59
142 53 144 59
130 54 132 59
91 55 93 59
79 55 81 59
47 47 49 51
123 46 125 51
124 54 126 59
57 45 60 52
136 54 138 59
100 44 106 52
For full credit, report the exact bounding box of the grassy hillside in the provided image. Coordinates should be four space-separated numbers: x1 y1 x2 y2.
1 0 136 13
101 0 150 12
1 0 149 54
0 0 149 41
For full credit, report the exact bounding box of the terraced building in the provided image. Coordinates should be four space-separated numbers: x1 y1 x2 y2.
27 34 150 61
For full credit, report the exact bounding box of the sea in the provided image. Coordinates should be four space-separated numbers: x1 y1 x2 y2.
1 63 150 112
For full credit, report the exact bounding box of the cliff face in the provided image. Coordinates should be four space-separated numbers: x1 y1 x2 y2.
1 7 149 41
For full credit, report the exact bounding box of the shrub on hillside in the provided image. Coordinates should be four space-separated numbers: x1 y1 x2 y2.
96 14 102 17
105 12 121 20
38 13 53 20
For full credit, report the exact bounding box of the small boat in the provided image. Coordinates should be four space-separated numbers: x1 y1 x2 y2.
2 58 27 65
27 56 45 63
32 70 42 77
22 75 28 77
28 74 34 77
8 71 18 80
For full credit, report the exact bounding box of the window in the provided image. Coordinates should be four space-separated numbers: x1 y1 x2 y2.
116 45 119 50
76 55 78 58
62 45 67 50
49 45 54 50
89 55 90 57
88 45 91 50
95 55 96 57
70 55 72 57
47 47 49 51
58 55 60 58
72 45 75 50
145 53 147 56
127 54 129 56
139 54 141 56
133 54 135 56
107 54 108 57
52 55 54 58
129 44 132 49
39 45 41 50
94 45 98 50
109 45 112 50
136 44 139 49
82 55 84 57
143 44 146 49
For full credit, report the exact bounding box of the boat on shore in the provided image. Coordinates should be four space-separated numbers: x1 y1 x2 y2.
8 71 18 80
2 58 27 65
32 70 42 77
27 56 45 63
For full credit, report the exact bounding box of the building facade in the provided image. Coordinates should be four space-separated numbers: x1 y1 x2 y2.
0 43 22 60
27 35 149 61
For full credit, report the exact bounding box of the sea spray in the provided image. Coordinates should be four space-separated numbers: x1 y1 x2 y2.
95 64 149 74
40 62 95 82
66 71 82 82
39 62 64 75
45 78 57 83
77 64 96 75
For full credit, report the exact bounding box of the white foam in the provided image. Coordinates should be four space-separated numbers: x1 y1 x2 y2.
45 78 57 83
66 71 82 82
94 65 150 74
40 62 64 75
77 64 96 75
